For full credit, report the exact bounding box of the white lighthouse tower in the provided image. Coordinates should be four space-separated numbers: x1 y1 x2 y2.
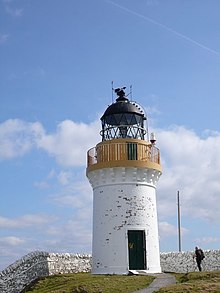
86 87 162 274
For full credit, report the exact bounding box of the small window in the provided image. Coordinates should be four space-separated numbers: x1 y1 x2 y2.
127 143 137 160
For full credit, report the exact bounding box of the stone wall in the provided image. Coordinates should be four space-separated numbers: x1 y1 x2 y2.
0 250 219 293
160 250 220 273
47 252 92 275
0 251 49 293
0 251 91 293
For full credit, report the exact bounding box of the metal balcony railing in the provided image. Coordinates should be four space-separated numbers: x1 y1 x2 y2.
87 141 160 168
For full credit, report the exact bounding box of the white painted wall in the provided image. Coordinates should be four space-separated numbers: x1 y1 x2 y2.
88 167 161 274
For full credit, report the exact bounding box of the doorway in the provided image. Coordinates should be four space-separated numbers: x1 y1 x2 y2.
128 230 146 270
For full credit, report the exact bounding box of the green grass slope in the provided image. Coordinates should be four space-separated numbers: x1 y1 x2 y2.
158 271 220 293
23 271 220 293
23 273 155 293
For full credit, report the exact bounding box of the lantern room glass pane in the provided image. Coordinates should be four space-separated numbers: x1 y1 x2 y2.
104 113 143 127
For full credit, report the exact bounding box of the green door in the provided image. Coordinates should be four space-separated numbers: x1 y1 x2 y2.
128 230 146 270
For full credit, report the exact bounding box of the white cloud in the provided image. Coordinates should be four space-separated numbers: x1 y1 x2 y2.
155 125 220 223
53 194 85 208
37 119 100 166
159 221 189 238
45 217 92 251
0 236 25 246
0 214 56 229
159 221 177 237
34 181 50 189
49 174 93 221
43 176 93 252
0 119 100 166
194 237 220 246
57 171 71 185
48 169 56 179
0 119 44 159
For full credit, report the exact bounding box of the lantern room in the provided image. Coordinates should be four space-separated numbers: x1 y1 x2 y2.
100 87 147 141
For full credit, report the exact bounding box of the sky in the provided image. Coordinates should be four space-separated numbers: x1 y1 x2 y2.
1 0 220 270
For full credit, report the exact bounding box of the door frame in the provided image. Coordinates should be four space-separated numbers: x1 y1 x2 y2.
127 229 147 270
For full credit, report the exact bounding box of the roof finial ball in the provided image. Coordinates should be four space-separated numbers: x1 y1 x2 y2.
86 85 162 275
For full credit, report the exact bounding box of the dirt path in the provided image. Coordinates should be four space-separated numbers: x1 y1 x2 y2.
132 273 176 293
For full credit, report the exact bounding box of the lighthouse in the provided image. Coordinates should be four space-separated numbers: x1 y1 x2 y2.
86 87 162 274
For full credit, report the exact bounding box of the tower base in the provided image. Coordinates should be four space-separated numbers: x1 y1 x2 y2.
89 167 162 276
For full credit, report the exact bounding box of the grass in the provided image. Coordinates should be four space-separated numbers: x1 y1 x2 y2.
23 273 155 293
23 271 220 293
158 271 220 293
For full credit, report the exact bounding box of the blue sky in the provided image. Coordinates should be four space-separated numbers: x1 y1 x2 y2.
1 0 220 270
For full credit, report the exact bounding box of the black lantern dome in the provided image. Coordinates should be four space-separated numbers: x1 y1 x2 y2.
100 87 147 141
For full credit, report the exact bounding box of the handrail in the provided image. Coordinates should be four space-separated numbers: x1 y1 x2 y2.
87 141 160 168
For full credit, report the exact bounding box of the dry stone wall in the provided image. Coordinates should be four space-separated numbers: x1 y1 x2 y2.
0 251 91 293
160 249 220 273
0 250 219 293
47 252 92 275
0 251 49 293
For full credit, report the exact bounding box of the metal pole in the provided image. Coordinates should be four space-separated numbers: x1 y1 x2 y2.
111 81 114 103
177 190 182 252
130 85 132 101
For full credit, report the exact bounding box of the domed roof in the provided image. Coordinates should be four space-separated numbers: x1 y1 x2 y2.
101 88 144 120
102 100 143 118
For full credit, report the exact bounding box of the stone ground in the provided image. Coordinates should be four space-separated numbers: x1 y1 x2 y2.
132 273 176 293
